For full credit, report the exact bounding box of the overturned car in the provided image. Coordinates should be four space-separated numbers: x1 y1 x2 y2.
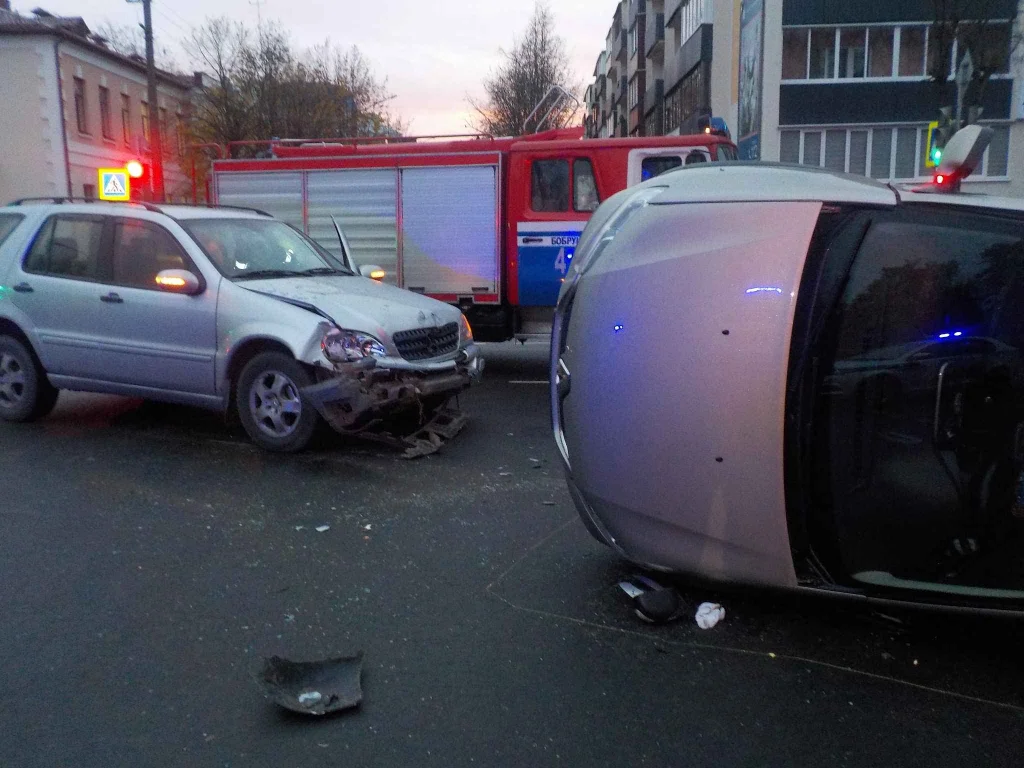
0 201 481 453
552 126 1024 614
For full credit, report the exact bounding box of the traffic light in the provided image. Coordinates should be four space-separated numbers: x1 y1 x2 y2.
930 106 956 167
125 159 151 200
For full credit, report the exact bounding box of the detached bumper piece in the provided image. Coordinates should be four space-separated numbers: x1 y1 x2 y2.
301 349 483 458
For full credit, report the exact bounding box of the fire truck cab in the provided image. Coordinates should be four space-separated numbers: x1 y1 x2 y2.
209 128 737 341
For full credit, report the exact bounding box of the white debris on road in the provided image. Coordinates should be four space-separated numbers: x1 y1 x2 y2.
695 602 726 629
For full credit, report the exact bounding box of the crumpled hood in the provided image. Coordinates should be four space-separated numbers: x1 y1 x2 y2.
244 275 463 342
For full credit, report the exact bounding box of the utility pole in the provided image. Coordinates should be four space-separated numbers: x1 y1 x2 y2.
131 0 165 201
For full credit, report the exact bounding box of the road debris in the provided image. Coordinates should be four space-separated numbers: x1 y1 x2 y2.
695 602 725 629
259 653 364 716
363 524 372 530
542 501 556 506
618 575 686 624
315 525 331 533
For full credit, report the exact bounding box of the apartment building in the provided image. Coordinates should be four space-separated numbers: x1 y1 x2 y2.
0 5 193 205
767 0 1023 194
586 0 1024 195
584 0 738 138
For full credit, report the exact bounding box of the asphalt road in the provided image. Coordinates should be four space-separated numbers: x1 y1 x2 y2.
1 342 1023 767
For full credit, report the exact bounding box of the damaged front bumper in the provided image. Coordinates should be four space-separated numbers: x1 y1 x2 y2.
301 343 484 435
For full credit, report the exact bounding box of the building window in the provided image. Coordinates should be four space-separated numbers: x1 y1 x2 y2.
629 77 639 109
809 28 836 79
782 29 809 79
630 25 638 55
83 183 96 200
779 124 1011 181
141 102 150 143
838 28 867 78
781 23 1010 82
898 26 927 76
177 114 187 156
98 86 113 140
73 77 88 134
121 94 131 144
678 65 704 126
679 0 705 47
867 27 895 77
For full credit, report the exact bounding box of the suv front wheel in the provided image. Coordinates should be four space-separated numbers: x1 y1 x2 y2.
0 336 59 422
236 351 319 452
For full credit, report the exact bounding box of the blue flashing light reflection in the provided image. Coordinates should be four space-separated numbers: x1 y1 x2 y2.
745 286 783 295
613 324 625 333
954 331 963 337
939 333 951 339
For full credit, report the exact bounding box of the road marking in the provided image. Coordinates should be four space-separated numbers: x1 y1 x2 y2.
509 380 548 385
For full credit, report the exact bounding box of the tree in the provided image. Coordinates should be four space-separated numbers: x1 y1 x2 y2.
95 21 179 71
928 0 1022 126
183 17 403 157
469 2 580 136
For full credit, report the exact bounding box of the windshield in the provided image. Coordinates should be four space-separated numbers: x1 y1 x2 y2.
182 218 352 279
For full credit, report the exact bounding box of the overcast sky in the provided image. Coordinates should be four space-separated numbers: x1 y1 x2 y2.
19 0 611 134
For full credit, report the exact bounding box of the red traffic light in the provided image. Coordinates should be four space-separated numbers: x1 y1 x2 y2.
126 160 145 179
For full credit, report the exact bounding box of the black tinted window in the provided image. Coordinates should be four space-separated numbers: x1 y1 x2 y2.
641 156 682 181
113 219 191 289
23 215 105 280
573 159 600 212
685 151 709 165
0 213 23 246
531 159 569 212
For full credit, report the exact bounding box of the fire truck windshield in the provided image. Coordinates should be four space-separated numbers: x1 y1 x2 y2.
182 219 353 280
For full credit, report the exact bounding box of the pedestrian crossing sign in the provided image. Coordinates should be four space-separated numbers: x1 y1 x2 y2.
98 168 130 201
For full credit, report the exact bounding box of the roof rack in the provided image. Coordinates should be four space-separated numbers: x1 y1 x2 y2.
6 196 163 212
5 197 272 218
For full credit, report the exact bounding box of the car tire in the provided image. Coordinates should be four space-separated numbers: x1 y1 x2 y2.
236 351 319 452
0 335 59 422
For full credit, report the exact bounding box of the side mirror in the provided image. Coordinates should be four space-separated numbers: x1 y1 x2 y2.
359 264 386 281
155 269 203 295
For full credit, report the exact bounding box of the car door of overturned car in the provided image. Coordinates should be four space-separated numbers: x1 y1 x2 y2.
792 204 1024 610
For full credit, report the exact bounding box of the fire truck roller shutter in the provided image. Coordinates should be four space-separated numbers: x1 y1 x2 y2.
400 166 499 299
307 170 399 285
215 172 304 230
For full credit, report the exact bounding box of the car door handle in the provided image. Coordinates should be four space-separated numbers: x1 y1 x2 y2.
12 282 33 293
100 292 124 304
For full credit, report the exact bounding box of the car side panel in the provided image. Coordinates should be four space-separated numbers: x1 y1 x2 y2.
559 200 822 588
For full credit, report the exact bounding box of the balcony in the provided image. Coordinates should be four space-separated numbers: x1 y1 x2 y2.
595 73 607 100
643 78 664 117
665 0 682 26
617 30 628 65
645 12 665 59
664 23 711 90
628 0 647 28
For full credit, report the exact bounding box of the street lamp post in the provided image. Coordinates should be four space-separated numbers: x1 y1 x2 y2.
127 0 164 201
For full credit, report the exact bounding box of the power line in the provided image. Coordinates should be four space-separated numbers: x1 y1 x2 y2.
152 5 190 37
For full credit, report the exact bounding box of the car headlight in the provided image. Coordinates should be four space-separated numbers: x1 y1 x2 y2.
322 329 388 363
459 313 473 344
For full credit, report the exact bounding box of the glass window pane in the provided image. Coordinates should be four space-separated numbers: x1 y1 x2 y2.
899 26 926 76
25 216 104 279
894 127 917 179
825 130 847 171
803 131 822 166
573 159 601 212
928 24 954 79
531 159 570 212
986 126 1010 177
871 128 892 179
975 23 1011 74
849 130 868 176
0 213 23 247
641 155 682 180
782 29 808 79
867 28 894 77
809 28 836 79
113 220 189 289
780 131 800 163
838 28 866 78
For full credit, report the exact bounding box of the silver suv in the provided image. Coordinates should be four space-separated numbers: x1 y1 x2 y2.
0 199 481 451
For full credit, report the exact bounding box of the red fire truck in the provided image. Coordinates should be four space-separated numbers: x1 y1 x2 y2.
207 127 737 341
